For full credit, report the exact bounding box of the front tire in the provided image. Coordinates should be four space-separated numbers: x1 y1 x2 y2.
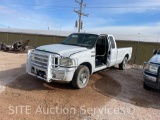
72 65 90 89
119 56 128 70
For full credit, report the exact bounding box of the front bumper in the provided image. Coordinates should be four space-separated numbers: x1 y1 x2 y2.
27 64 76 83
143 71 160 89
26 50 76 83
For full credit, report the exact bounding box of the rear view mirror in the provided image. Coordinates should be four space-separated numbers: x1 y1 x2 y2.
153 49 157 55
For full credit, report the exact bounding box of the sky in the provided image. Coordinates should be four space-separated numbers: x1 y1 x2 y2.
0 0 160 38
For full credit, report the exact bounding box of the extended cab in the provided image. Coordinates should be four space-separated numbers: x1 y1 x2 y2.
26 33 132 89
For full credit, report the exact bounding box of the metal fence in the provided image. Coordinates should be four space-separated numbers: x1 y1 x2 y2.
117 41 160 65
0 32 65 47
0 32 159 65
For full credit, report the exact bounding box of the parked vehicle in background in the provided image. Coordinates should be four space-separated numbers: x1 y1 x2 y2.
26 33 132 89
143 49 160 90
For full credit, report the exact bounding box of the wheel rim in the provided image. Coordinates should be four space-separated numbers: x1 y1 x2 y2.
123 58 128 68
79 69 88 85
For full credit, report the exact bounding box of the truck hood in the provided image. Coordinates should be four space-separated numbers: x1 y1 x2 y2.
35 44 88 57
149 54 160 64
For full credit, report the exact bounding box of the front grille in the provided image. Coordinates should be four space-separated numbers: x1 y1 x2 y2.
144 71 157 77
31 52 60 69
31 53 49 68
34 56 48 63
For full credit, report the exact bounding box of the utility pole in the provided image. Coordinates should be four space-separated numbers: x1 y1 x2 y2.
74 0 88 32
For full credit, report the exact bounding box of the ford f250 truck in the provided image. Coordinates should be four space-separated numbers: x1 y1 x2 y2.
26 33 132 89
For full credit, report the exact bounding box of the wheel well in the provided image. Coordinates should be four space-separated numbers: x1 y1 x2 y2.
80 62 92 74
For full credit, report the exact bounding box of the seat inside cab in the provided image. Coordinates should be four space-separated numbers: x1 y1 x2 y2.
95 36 108 67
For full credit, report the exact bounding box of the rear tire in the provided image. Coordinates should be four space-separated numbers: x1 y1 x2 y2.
72 65 90 89
119 56 128 70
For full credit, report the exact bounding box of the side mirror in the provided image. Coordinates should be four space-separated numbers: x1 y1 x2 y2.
153 49 157 55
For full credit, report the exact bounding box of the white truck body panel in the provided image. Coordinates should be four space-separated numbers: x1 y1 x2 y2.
109 48 117 67
116 48 132 64
26 33 132 83
36 44 88 57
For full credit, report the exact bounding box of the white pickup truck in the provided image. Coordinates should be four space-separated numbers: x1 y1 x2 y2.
26 33 132 89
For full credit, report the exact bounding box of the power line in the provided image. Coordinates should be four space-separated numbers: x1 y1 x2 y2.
0 1 159 9
86 6 160 9
0 6 159 13
74 0 89 32
0 1 78 8
0 6 159 10
85 0 160 4
0 0 159 6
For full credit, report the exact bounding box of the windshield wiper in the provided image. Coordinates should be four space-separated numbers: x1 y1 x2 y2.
61 43 78 46
61 43 89 48
61 43 68 45
67 43 80 46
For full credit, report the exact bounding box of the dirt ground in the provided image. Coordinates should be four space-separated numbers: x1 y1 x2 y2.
0 51 160 120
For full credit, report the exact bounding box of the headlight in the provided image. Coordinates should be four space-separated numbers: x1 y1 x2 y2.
143 62 159 74
149 64 158 73
60 57 76 67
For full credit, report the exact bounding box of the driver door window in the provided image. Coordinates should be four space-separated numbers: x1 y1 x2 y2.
96 37 106 56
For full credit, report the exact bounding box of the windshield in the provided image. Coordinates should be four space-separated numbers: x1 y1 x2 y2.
61 33 98 48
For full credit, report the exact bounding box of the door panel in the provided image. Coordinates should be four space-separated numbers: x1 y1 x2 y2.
106 39 111 67
108 36 117 67
110 49 117 66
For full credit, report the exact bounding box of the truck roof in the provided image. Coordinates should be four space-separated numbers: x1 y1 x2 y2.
73 32 111 36
72 32 98 36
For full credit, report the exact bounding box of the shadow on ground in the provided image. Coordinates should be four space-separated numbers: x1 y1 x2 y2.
92 67 160 109
8 74 74 91
1 64 160 110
